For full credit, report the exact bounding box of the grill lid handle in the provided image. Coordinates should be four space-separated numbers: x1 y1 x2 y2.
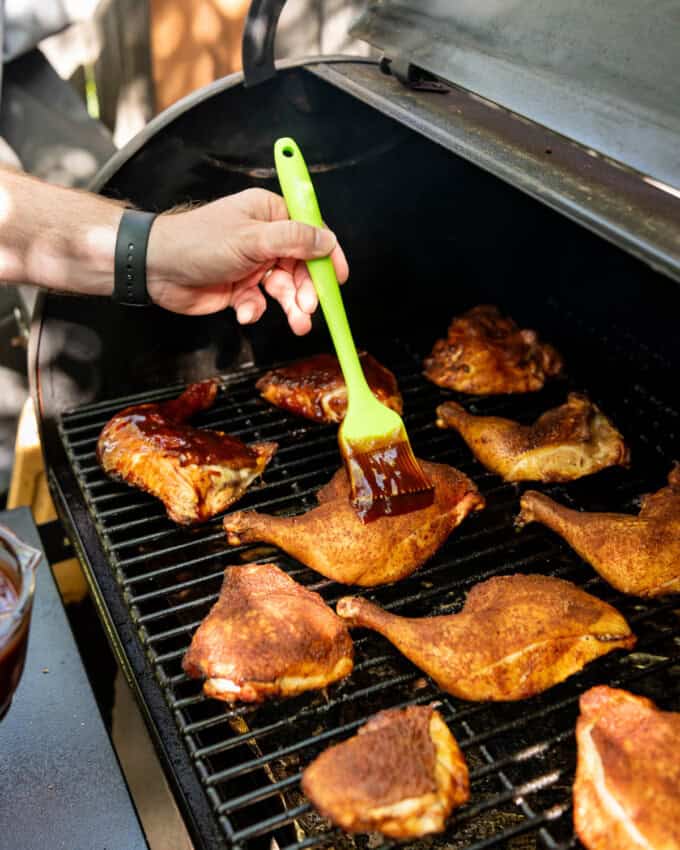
242 0 288 87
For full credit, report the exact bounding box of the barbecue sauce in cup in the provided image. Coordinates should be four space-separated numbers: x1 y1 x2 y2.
0 564 19 611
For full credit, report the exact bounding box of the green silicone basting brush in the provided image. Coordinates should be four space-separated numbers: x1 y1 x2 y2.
274 137 434 521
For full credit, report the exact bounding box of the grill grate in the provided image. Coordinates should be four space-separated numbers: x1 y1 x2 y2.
59 340 680 850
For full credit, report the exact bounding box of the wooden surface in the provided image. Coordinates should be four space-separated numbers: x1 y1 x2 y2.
8 398 87 604
150 0 249 112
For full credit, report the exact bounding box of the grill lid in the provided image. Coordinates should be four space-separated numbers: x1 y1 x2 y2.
352 0 680 192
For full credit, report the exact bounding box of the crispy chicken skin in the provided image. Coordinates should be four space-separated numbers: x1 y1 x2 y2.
574 686 680 850
437 393 629 482
302 705 469 838
337 574 635 701
97 379 277 525
517 465 680 596
424 305 563 394
224 460 484 586
256 353 403 423
182 563 353 702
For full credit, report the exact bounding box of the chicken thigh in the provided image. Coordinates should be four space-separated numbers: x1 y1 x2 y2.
424 305 563 394
302 705 469 838
183 563 353 702
574 686 680 850
436 393 629 481
98 379 276 524
256 353 403 423
517 465 680 596
224 460 484 586
337 574 635 701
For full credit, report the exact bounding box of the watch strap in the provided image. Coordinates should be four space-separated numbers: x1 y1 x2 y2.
113 209 158 306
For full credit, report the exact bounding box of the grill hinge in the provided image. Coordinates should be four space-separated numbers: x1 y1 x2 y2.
380 55 451 92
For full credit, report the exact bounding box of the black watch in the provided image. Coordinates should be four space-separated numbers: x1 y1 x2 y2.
113 209 158 306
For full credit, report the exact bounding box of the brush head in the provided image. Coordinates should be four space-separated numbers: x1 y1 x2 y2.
340 427 435 522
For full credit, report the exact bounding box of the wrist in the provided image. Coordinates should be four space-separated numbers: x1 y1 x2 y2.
146 211 185 306
70 203 125 297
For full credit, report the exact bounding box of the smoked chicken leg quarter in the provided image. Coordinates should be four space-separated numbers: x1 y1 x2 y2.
517 464 680 596
301 705 470 839
223 460 485 586
574 686 680 850
97 379 276 524
436 393 628 482
256 352 403 423
183 563 353 702
423 305 563 394
337 574 635 701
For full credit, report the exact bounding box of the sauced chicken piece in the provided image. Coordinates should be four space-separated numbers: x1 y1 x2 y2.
517 465 680 596
437 393 629 481
574 686 680 850
256 352 403 423
97 380 276 525
302 705 469 838
183 563 353 702
424 304 563 394
337 574 635 701
224 460 484 586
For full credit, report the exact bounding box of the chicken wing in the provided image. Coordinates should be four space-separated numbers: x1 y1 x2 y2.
436 393 629 481
337 574 635 701
97 380 276 525
224 460 484 586
183 563 353 702
517 465 680 596
574 686 680 850
256 353 403 423
424 305 563 394
301 705 469 838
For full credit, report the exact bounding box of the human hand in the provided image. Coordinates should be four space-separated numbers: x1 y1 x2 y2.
146 188 348 334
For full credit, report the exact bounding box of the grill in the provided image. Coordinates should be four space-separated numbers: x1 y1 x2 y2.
31 6 680 845
57 317 680 850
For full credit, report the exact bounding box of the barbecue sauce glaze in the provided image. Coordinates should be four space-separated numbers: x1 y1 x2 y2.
99 406 259 469
256 353 401 423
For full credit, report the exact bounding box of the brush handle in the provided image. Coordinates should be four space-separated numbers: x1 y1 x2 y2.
274 137 373 404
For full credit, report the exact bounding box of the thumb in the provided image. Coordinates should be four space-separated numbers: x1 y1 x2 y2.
250 220 337 262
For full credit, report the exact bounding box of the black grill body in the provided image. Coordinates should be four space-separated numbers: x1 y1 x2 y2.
32 63 680 850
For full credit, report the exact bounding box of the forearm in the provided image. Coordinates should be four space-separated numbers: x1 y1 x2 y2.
0 174 346 327
0 168 125 296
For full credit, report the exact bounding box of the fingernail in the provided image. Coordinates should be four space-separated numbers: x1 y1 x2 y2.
238 302 254 324
314 228 336 255
299 285 317 313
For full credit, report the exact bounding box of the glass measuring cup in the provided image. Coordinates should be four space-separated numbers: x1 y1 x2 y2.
0 525 41 720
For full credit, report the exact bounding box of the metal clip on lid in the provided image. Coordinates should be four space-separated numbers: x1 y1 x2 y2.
380 56 450 93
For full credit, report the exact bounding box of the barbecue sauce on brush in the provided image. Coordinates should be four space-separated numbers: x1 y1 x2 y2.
344 440 435 522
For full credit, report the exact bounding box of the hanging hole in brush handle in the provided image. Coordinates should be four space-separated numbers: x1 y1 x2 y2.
242 0 289 88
